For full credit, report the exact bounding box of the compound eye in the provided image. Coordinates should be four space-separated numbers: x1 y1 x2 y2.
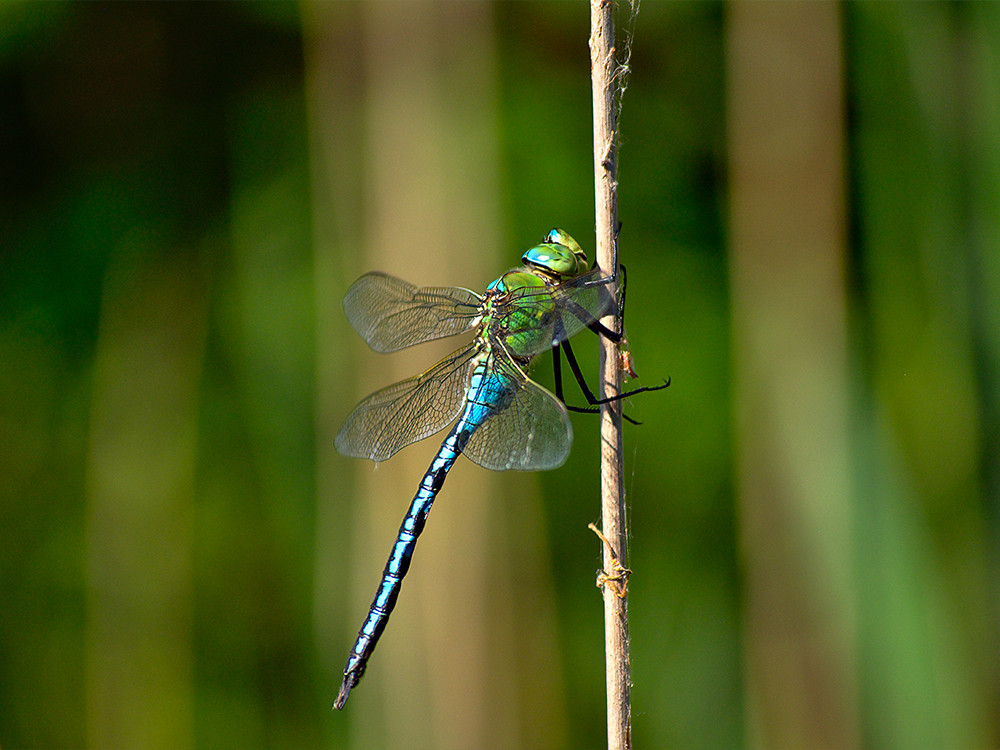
522 244 576 276
522 228 588 277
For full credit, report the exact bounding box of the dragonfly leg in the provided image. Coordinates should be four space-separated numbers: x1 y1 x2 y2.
554 340 669 425
584 263 629 342
574 261 670 407
551 340 635 423
553 338 567 404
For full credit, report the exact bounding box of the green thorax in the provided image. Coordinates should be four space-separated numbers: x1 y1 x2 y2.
483 270 555 359
481 228 590 358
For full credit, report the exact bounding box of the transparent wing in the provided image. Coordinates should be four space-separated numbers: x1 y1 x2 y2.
463 358 572 472
548 267 617 338
344 272 482 353
336 344 481 463
499 267 617 357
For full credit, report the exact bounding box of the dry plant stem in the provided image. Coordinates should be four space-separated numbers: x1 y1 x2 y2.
590 2 631 750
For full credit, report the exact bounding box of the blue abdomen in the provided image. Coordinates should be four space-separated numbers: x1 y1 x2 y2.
461 363 514 428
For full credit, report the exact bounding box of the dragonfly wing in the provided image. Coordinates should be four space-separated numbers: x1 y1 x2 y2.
550 267 617 339
336 344 480 463
344 272 482 353
463 361 572 472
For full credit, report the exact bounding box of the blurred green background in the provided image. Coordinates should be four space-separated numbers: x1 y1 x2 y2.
2 2 997 748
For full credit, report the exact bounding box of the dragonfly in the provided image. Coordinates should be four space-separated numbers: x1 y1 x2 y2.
333 228 666 709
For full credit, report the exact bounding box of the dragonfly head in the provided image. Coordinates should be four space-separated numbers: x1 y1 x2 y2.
522 228 589 279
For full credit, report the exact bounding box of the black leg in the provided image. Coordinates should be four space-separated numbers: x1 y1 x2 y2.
563 340 669 404
553 337 566 404
553 340 669 425
587 318 622 343
580 264 627 342
554 342 640 425
553 238 669 420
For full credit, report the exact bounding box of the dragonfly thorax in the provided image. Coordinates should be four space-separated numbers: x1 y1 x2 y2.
482 269 559 359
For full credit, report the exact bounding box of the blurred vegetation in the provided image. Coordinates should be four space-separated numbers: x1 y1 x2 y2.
1 2 996 749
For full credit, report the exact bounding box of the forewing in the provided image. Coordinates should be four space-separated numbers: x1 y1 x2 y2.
344 272 481 353
463 361 572 472
550 267 617 335
336 345 480 463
